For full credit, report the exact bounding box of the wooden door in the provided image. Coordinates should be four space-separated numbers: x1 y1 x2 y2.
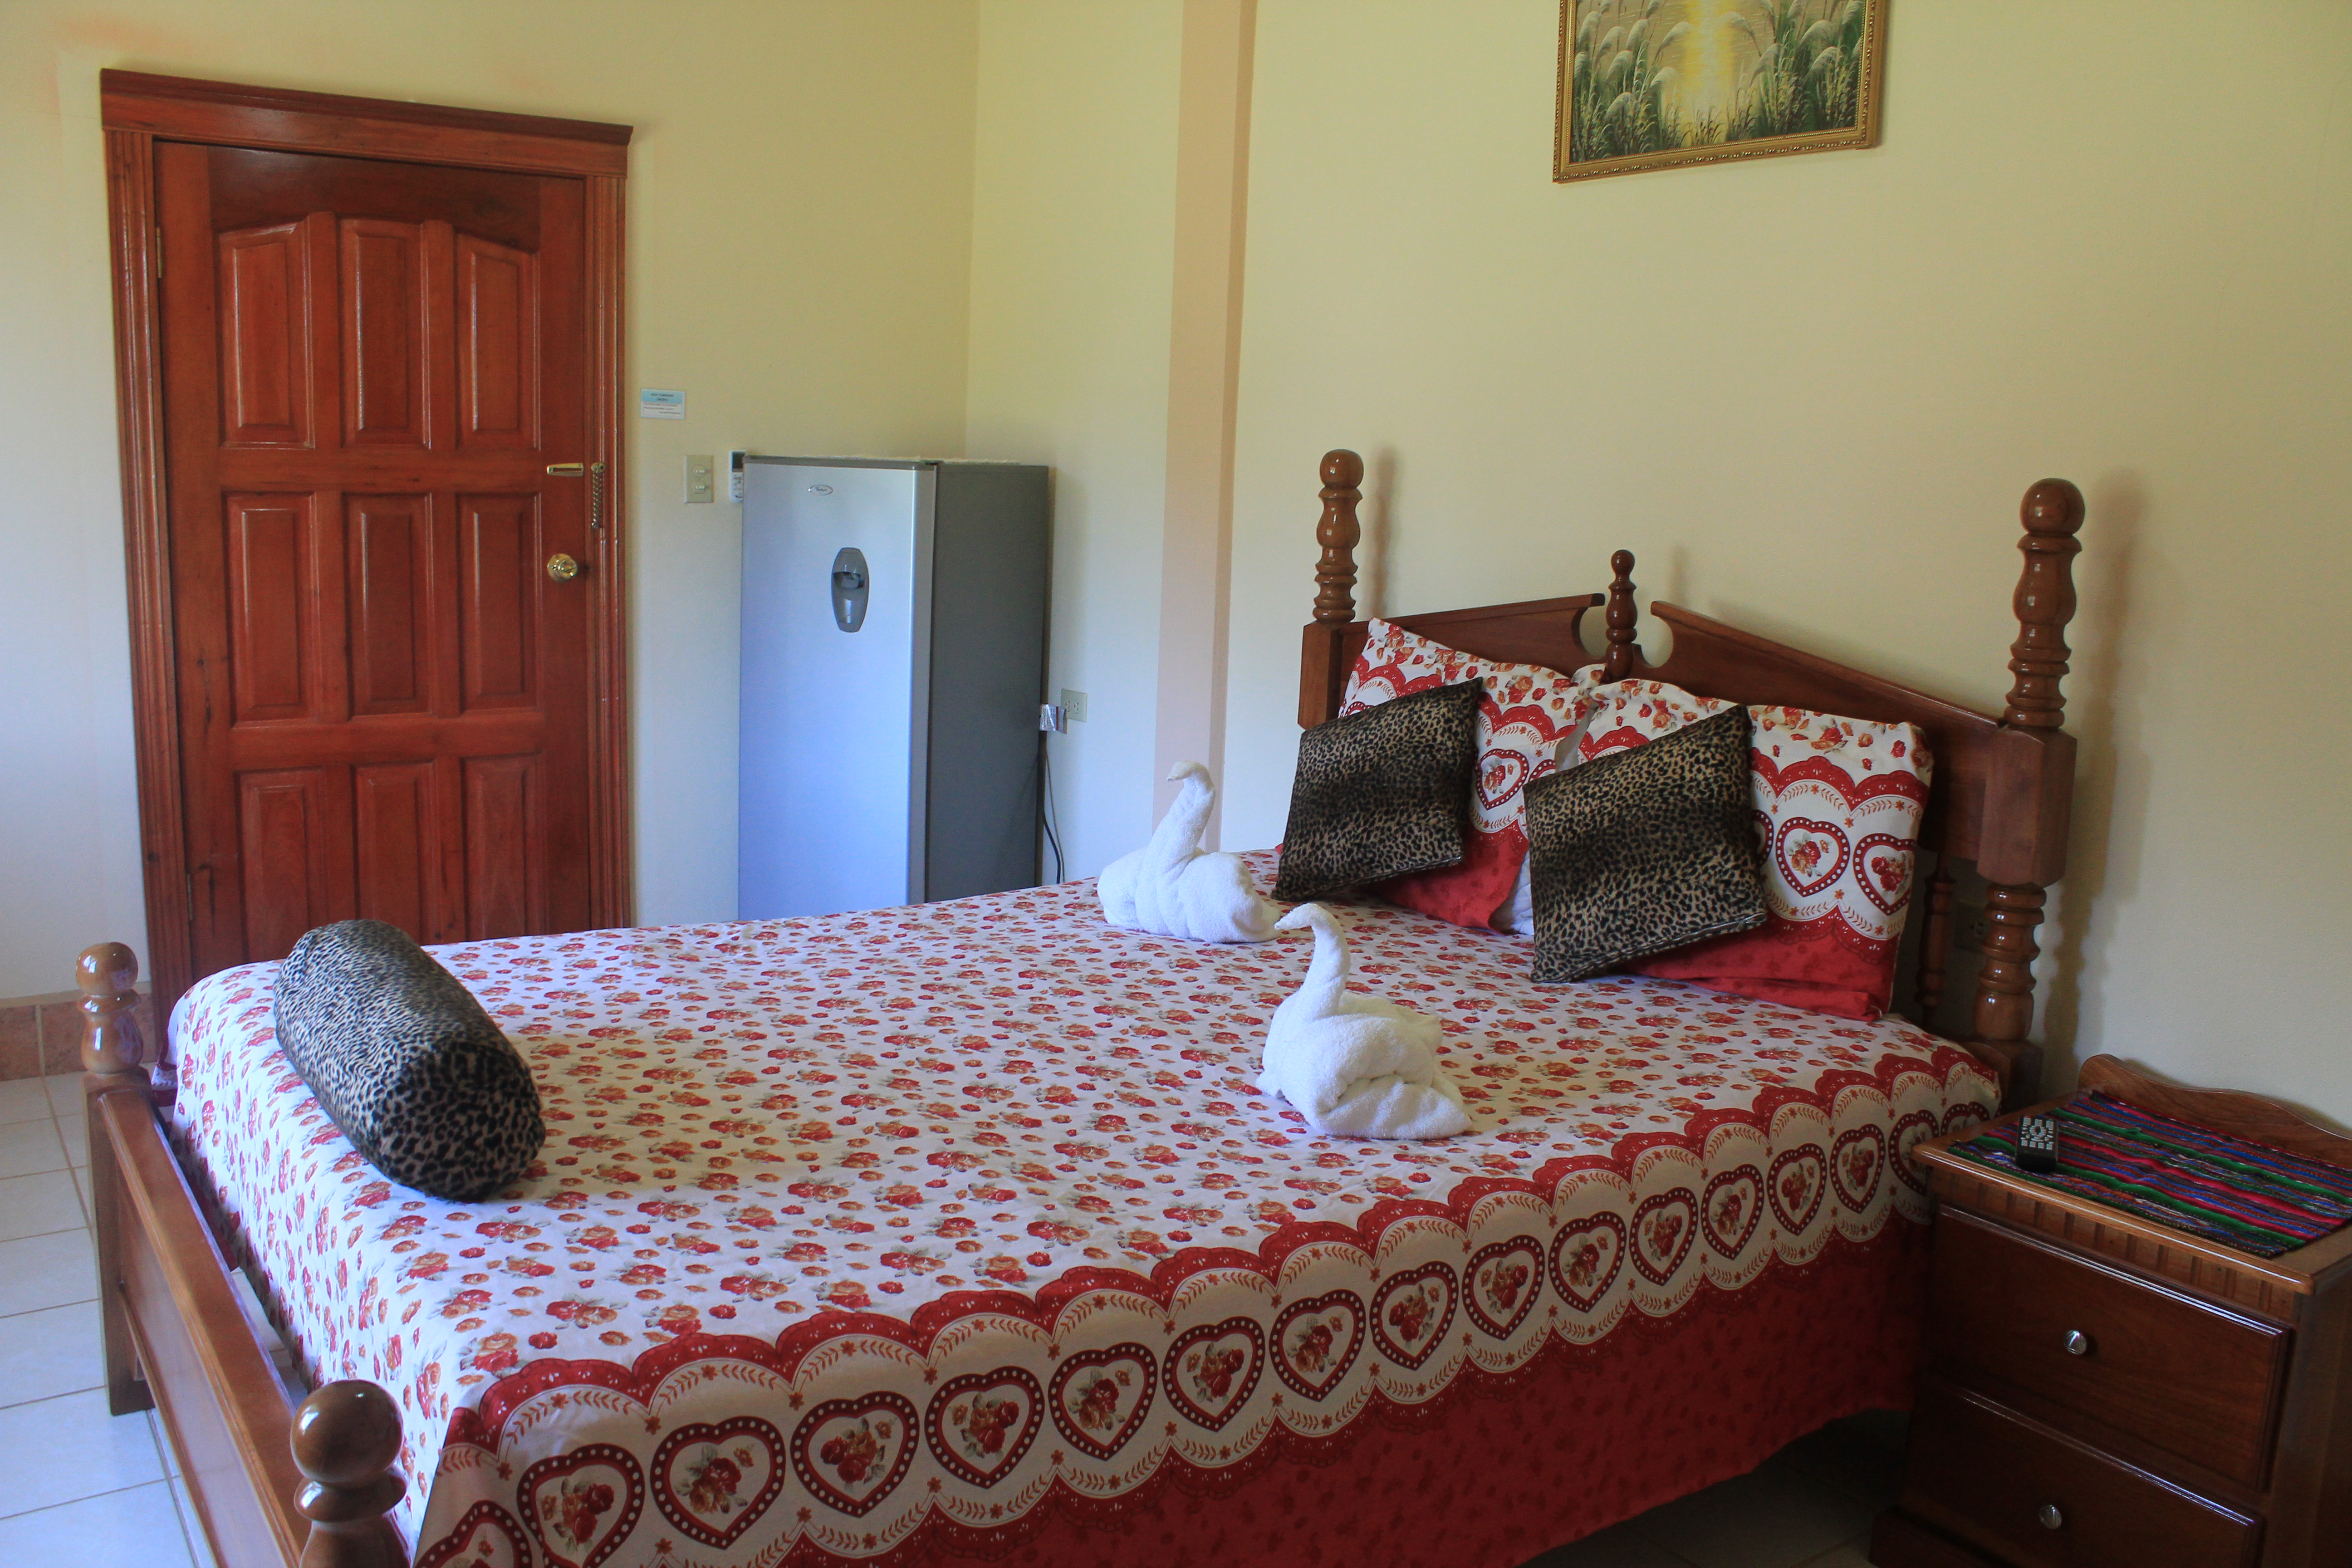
104 72 632 1004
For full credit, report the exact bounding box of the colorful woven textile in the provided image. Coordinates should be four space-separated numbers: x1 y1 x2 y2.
1953 1091 2352 1258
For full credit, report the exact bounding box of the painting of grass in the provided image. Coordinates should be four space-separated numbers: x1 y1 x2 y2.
1555 0 1884 181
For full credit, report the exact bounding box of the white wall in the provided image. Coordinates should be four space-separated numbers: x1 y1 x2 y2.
964 0 1185 879
0 0 979 994
1222 0 2352 1119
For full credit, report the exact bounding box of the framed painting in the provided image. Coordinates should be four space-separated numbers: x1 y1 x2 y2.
1555 0 1886 182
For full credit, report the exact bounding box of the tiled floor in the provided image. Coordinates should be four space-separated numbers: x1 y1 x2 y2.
0 1075 213 1568
0 1066 1896 1568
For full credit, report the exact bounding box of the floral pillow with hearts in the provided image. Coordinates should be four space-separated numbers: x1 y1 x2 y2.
1339 620 1592 929
1571 672 1735 763
1627 705 1933 1019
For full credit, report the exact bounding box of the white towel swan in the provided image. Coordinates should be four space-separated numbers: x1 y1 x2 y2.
1258 903 1473 1139
1098 762 1280 944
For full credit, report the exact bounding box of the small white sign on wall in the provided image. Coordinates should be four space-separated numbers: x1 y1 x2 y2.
639 388 686 420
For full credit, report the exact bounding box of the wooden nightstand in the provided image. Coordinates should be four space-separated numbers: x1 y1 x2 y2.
1872 1056 2352 1568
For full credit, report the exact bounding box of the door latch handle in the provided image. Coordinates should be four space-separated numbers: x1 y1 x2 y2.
545 461 608 531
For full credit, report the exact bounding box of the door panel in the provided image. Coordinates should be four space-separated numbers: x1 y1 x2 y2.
338 218 431 446
464 755 540 938
354 761 439 939
225 494 323 723
216 221 312 446
156 139 597 976
236 767 350 959
346 494 431 716
459 495 539 710
457 235 538 447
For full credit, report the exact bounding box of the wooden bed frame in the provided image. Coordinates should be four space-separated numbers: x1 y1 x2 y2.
75 447 2084 1566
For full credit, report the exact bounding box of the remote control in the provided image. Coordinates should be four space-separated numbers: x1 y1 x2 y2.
2016 1113 2059 1174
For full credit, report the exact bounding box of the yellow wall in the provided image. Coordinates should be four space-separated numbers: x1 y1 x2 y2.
0 0 979 993
965 0 1185 877
1221 0 2352 1119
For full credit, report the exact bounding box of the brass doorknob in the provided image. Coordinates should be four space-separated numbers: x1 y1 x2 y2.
546 553 582 583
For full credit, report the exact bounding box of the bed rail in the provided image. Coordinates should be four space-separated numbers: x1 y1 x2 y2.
1294 451 2083 1109
79 942 408 1567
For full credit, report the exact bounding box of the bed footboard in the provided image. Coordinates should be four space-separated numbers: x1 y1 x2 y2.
79 943 408 1568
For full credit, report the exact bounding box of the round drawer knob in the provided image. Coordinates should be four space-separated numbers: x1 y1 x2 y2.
2063 1329 2093 1357
2038 1503 2065 1531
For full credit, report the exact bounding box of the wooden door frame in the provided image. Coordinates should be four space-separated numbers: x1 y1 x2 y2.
100 71 633 1014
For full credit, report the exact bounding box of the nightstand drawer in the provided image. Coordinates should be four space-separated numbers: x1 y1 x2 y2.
1903 1380 2261 1568
1925 1210 2288 1488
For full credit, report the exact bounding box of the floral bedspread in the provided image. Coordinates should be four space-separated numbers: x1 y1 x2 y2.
164 854 1993 1567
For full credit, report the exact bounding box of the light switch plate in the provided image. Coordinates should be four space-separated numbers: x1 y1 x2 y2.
684 453 715 504
1060 689 1088 723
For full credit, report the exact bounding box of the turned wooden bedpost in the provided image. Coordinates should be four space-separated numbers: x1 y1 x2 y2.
1968 478 2085 1108
293 1380 407 1568
79 941 154 1416
1298 448 1364 726
1601 549 1641 681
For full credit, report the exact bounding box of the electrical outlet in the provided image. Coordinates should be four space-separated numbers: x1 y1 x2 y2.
1954 903 1990 953
684 453 715 504
1060 689 1088 724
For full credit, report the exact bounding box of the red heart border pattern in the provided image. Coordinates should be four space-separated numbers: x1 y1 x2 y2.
791 1392 919 1519
1768 1147 1827 1234
1774 817 1851 899
1371 1262 1458 1372
1165 1317 1265 1432
1048 1344 1158 1463
415 1500 531 1568
1854 833 1915 916
517 1443 646 1568
1701 1167 1764 1259
1889 1111 1938 1196
924 1367 1044 1490
1271 1290 1367 1400
652 1416 787 1550
1463 1238 1544 1340
1629 1190 1699 1286
1548 1212 1626 1313
1831 1125 1887 1213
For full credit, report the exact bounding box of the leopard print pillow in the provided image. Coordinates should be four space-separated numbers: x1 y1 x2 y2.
1523 707 1767 983
273 920 544 1201
1273 678 1482 903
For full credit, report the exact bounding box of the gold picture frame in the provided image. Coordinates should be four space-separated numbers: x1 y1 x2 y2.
1555 0 1886 182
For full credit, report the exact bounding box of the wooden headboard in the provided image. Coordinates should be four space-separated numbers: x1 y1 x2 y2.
1295 449 2084 1109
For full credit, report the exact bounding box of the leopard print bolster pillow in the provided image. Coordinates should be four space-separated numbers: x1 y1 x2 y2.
273 920 544 1201
1273 677 1482 903
1523 707 1767 983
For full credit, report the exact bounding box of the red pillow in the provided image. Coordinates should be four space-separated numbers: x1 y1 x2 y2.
1340 621 1591 929
1625 703 1932 1018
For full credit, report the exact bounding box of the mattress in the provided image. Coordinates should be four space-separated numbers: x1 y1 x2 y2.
165 855 1993 1567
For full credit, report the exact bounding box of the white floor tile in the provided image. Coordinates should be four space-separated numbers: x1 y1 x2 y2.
58 1114 89 1168
0 1480 195 1567
44 1073 84 1114
1793 1537 1874 1568
0 1171 85 1242
0 1079 54 1126
0 1299 105 1404
0 1226 97 1315
0 1389 167 1517
162 1463 219 1568
0 1119 67 1180
1633 1462 1876 1568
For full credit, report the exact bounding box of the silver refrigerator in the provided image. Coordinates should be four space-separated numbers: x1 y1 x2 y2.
739 457 1050 919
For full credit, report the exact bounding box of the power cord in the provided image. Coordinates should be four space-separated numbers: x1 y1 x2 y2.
1039 740 1066 884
